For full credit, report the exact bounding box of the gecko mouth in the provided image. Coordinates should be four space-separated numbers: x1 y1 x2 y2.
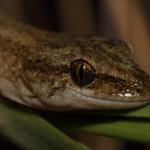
64 88 150 109
71 89 149 102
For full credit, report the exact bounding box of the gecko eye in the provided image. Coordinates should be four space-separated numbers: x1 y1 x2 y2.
70 59 96 86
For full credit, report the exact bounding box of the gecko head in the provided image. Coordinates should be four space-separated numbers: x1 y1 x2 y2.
22 38 150 111
66 39 150 110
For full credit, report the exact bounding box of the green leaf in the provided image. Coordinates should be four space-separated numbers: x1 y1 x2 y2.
78 117 150 144
0 97 89 150
75 104 150 118
1 95 150 149
51 114 150 143
41 105 150 144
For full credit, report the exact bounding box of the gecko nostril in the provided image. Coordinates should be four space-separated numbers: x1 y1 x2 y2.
70 59 96 86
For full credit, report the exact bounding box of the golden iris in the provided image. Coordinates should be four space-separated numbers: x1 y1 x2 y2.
70 59 95 86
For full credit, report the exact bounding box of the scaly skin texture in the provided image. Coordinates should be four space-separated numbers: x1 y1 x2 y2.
0 16 150 111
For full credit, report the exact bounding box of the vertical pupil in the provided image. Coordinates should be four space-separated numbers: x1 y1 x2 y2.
70 59 95 86
79 62 84 82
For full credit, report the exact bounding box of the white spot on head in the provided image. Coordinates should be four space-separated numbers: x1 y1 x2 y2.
124 93 132 97
118 93 124 97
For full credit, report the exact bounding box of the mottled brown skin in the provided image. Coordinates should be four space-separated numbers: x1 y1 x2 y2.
0 16 150 111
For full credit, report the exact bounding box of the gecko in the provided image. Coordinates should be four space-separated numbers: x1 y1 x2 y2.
0 16 149 111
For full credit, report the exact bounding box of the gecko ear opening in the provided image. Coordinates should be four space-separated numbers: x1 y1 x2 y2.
103 39 133 59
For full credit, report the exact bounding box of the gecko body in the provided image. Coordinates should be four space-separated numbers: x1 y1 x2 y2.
0 16 150 111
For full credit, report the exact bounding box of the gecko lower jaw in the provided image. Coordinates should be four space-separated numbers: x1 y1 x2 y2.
65 88 150 109
67 87 149 102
